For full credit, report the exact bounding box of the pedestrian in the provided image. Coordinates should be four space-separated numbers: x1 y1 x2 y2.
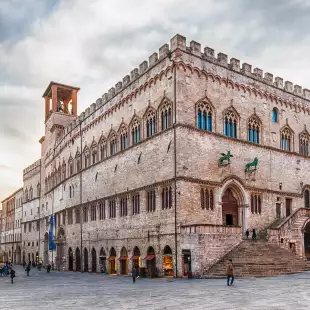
132 266 137 283
4 265 8 276
26 263 31 276
252 229 257 240
245 229 249 239
10 268 15 284
46 263 51 273
226 259 234 286
0 265 3 277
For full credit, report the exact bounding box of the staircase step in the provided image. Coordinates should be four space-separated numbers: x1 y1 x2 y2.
205 240 308 278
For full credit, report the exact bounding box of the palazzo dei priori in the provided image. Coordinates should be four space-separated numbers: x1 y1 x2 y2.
1 34 310 277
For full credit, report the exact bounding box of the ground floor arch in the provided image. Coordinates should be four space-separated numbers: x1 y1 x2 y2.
31 253 34 263
75 248 81 271
163 245 174 277
145 246 156 278
22 251 25 264
99 247 106 273
68 247 73 271
44 232 49 266
56 228 66 271
119 247 128 275
304 221 310 260
91 248 97 272
84 248 89 272
108 247 117 275
131 246 141 268
16 246 21 265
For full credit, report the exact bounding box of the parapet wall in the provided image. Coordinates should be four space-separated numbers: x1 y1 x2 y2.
52 34 309 158
169 34 310 102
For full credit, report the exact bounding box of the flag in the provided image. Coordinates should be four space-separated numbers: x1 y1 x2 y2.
48 215 56 251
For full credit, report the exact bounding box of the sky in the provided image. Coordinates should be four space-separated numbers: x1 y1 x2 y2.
0 0 310 201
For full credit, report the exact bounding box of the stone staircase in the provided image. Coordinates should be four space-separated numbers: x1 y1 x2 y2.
204 239 310 278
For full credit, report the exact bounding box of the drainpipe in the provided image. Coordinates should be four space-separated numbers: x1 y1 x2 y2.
169 52 178 278
38 161 42 264
79 120 83 272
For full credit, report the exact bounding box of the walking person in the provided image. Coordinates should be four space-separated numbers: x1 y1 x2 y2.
26 263 31 276
252 229 257 240
132 266 137 284
245 229 249 239
46 263 51 273
10 268 15 284
226 259 234 286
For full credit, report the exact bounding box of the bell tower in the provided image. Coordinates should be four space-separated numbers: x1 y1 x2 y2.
40 82 80 156
42 81 80 121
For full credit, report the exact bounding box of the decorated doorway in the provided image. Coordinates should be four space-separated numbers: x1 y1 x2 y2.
119 247 128 275
91 248 97 272
108 247 117 275
304 222 310 260
222 188 239 226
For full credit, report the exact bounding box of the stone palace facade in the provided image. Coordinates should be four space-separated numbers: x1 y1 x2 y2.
1 34 310 277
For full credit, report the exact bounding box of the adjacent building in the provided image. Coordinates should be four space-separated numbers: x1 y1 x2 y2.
0 188 23 263
1 34 310 276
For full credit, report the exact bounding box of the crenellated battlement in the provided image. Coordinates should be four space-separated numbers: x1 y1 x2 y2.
167 34 310 101
23 159 41 175
57 33 309 151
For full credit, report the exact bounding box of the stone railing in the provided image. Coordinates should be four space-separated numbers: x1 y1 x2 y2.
181 224 242 235
268 208 310 236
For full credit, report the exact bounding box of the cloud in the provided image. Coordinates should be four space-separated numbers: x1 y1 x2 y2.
0 0 309 199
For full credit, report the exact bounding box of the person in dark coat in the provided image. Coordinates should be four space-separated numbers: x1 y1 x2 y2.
252 229 257 240
226 259 234 286
46 263 51 273
245 229 249 239
132 266 137 283
10 268 15 284
25 263 31 276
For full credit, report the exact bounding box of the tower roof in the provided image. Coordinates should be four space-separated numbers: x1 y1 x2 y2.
42 81 80 98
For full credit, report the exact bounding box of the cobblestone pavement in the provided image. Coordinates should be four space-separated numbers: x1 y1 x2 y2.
0 267 309 310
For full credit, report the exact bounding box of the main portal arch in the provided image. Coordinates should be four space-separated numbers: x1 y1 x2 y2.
219 178 249 231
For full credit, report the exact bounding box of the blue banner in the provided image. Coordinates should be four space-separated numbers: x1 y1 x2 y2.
48 215 56 251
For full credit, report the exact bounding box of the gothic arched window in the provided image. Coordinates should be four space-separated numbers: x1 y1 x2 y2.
75 151 81 173
99 136 106 160
299 131 309 156
248 116 260 144
224 109 238 138
197 100 213 132
160 99 172 130
281 127 293 151
83 146 90 168
109 132 117 155
91 141 98 165
272 107 278 123
305 189 310 209
251 194 262 214
68 156 73 176
145 108 156 137
62 161 66 180
131 118 141 145
119 125 128 151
